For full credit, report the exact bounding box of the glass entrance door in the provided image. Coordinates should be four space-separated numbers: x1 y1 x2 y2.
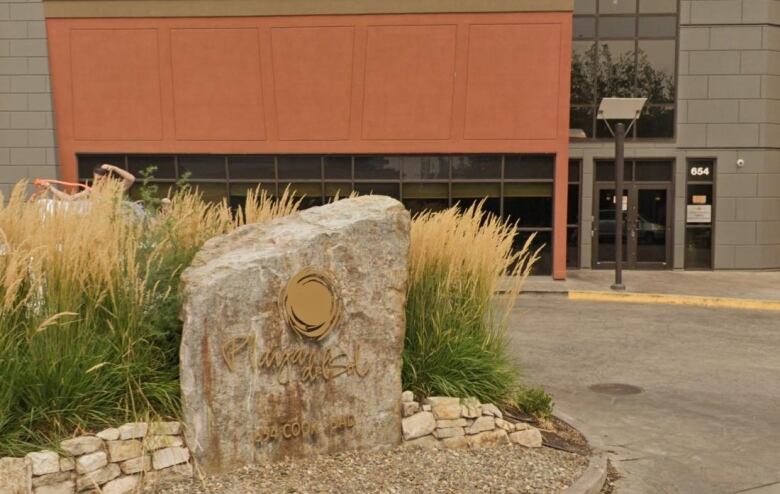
634 187 669 267
596 188 628 264
593 185 672 269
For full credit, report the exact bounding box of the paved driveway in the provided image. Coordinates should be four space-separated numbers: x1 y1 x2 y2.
507 295 780 494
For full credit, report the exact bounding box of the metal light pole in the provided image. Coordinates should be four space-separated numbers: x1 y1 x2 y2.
612 123 626 291
597 98 646 292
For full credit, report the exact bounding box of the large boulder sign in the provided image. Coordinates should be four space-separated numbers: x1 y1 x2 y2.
180 196 410 474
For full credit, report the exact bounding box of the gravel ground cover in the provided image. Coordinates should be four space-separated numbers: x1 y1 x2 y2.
148 445 588 494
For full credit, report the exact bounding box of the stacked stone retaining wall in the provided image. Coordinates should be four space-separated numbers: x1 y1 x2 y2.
400 392 544 450
0 421 192 494
0 393 544 493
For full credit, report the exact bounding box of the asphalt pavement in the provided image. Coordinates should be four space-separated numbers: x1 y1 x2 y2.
507 295 780 494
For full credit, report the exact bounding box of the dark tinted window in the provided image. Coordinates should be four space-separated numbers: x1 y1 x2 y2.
229 156 275 180
354 156 401 179
636 106 675 138
277 156 321 179
685 228 712 269
567 227 580 268
570 106 595 136
572 42 597 103
179 155 226 179
324 156 352 179
597 41 637 100
569 160 581 182
451 156 501 179
635 160 673 181
505 155 555 179
516 230 552 275
74 153 563 273
128 155 175 179
568 184 580 224
401 156 450 180
638 40 676 103
596 161 633 182
504 196 553 228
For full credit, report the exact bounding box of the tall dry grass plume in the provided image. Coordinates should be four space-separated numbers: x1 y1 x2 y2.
0 180 300 455
404 201 540 404
237 185 303 226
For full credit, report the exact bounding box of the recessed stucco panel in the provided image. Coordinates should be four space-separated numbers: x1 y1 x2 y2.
464 24 561 140
271 26 354 141
362 25 457 140
171 28 265 141
70 28 162 140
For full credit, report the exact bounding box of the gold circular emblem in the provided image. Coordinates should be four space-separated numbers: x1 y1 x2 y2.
279 268 341 341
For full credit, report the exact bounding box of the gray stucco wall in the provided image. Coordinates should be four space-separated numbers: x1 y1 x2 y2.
0 0 57 198
571 0 780 270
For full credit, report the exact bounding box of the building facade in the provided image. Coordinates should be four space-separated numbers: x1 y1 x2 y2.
41 0 575 279
0 0 778 278
570 0 780 271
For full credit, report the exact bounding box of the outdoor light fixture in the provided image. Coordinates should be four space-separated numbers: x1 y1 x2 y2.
597 97 647 291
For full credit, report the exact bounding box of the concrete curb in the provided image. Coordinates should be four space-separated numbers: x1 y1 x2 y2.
562 453 608 494
568 290 780 311
554 409 608 494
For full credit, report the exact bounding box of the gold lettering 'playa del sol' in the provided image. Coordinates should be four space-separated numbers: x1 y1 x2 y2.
221 334 370 384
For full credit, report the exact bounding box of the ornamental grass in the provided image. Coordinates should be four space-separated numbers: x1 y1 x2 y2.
0 181 538 455
402 202 540 404
0 182 298 455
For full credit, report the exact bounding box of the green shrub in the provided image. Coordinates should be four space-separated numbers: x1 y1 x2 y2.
515 387 554 419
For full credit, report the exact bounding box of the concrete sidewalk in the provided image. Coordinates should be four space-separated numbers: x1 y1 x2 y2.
515 270 780 302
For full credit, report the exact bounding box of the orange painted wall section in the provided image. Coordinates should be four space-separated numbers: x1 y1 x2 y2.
45 12 572 278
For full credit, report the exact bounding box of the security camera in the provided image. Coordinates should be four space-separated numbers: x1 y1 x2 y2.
736 159 745 168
